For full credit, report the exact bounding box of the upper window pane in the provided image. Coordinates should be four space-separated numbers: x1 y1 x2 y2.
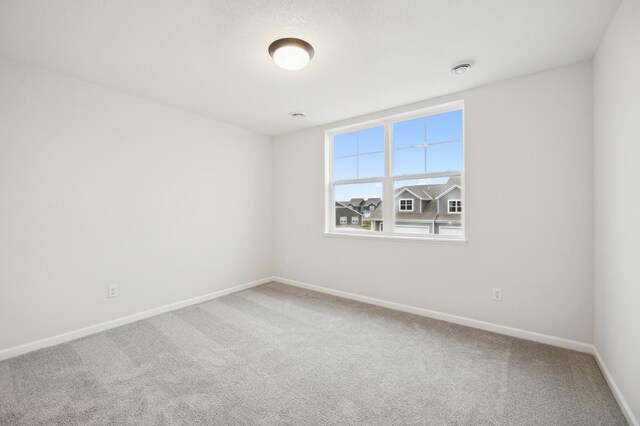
426 110 463 144
394 147 424 176
358 152 385 179
334 156 358 181
393 117 426 175
357 126 384 154
393 109 463 176
333 126 384 180
393 117 424 149
333 132 357 158
427 140 463 173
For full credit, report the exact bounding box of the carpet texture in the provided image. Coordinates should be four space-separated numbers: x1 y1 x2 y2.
0 282 627 425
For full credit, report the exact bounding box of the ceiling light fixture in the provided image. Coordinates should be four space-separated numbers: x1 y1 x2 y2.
451 63 472 74
291 112 306 119
269 38 315 71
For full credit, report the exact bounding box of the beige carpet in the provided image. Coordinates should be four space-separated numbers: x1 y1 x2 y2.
0 282 627 425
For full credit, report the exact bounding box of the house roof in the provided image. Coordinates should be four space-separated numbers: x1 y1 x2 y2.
363 198 381 205
394 176 461 200
348 198 365 205
395 187 432 200
435 184 462 200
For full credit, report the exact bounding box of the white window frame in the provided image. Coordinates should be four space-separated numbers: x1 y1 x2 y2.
339 216 347 225
351 216 359 224
448 199 462 214
325 100 466 243
369 205 375 211
399 198 414 212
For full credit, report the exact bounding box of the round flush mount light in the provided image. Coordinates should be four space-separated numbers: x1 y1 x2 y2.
268 38 315 71
451 63 472 74
291 112 306 119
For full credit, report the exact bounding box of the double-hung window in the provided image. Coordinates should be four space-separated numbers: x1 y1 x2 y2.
448 199 462 214
325 101 464 240
399 199 413 211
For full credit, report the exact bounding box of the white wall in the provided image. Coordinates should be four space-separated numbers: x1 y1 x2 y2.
594 0 640 422
0 59 273 352
273 62 594 344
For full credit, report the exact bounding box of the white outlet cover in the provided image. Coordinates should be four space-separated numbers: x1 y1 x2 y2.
108 285 119 298
492 288 503 301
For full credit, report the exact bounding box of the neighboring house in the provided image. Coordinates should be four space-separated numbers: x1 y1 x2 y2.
362 198 381 217
335 202 365 228
367 176 462 236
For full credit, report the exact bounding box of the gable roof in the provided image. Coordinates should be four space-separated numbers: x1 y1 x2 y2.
435 184 462 200
394 187 432 200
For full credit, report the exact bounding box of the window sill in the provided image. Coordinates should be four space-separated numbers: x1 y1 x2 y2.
323 232 468 245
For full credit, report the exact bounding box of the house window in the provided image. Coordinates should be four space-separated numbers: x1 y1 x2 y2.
351 216 359 224
448 199 462 214
339 217 347 225
327 101 464 240
399 199 413 211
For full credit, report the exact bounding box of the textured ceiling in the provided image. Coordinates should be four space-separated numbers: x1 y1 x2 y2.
0 0 621 135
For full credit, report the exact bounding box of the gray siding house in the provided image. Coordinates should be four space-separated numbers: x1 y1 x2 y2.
367 176 462 236
335 202 365 228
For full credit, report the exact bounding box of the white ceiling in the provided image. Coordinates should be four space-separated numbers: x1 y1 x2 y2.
0 0 620 136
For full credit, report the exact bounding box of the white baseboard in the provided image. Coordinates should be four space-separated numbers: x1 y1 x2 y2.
592 346 639 426
0 277 273 362
272 276 593 353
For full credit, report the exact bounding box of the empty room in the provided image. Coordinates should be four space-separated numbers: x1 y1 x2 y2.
0 0 638 424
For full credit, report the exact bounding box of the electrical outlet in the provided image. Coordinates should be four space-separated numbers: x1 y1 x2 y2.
108 285 119 298
284 256 289 265
492 287 503 301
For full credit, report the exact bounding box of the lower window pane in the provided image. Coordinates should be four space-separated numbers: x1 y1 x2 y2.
393 175 462 236
334 182 383 232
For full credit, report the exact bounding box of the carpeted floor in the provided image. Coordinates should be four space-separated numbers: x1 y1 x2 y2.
0 282 627 425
